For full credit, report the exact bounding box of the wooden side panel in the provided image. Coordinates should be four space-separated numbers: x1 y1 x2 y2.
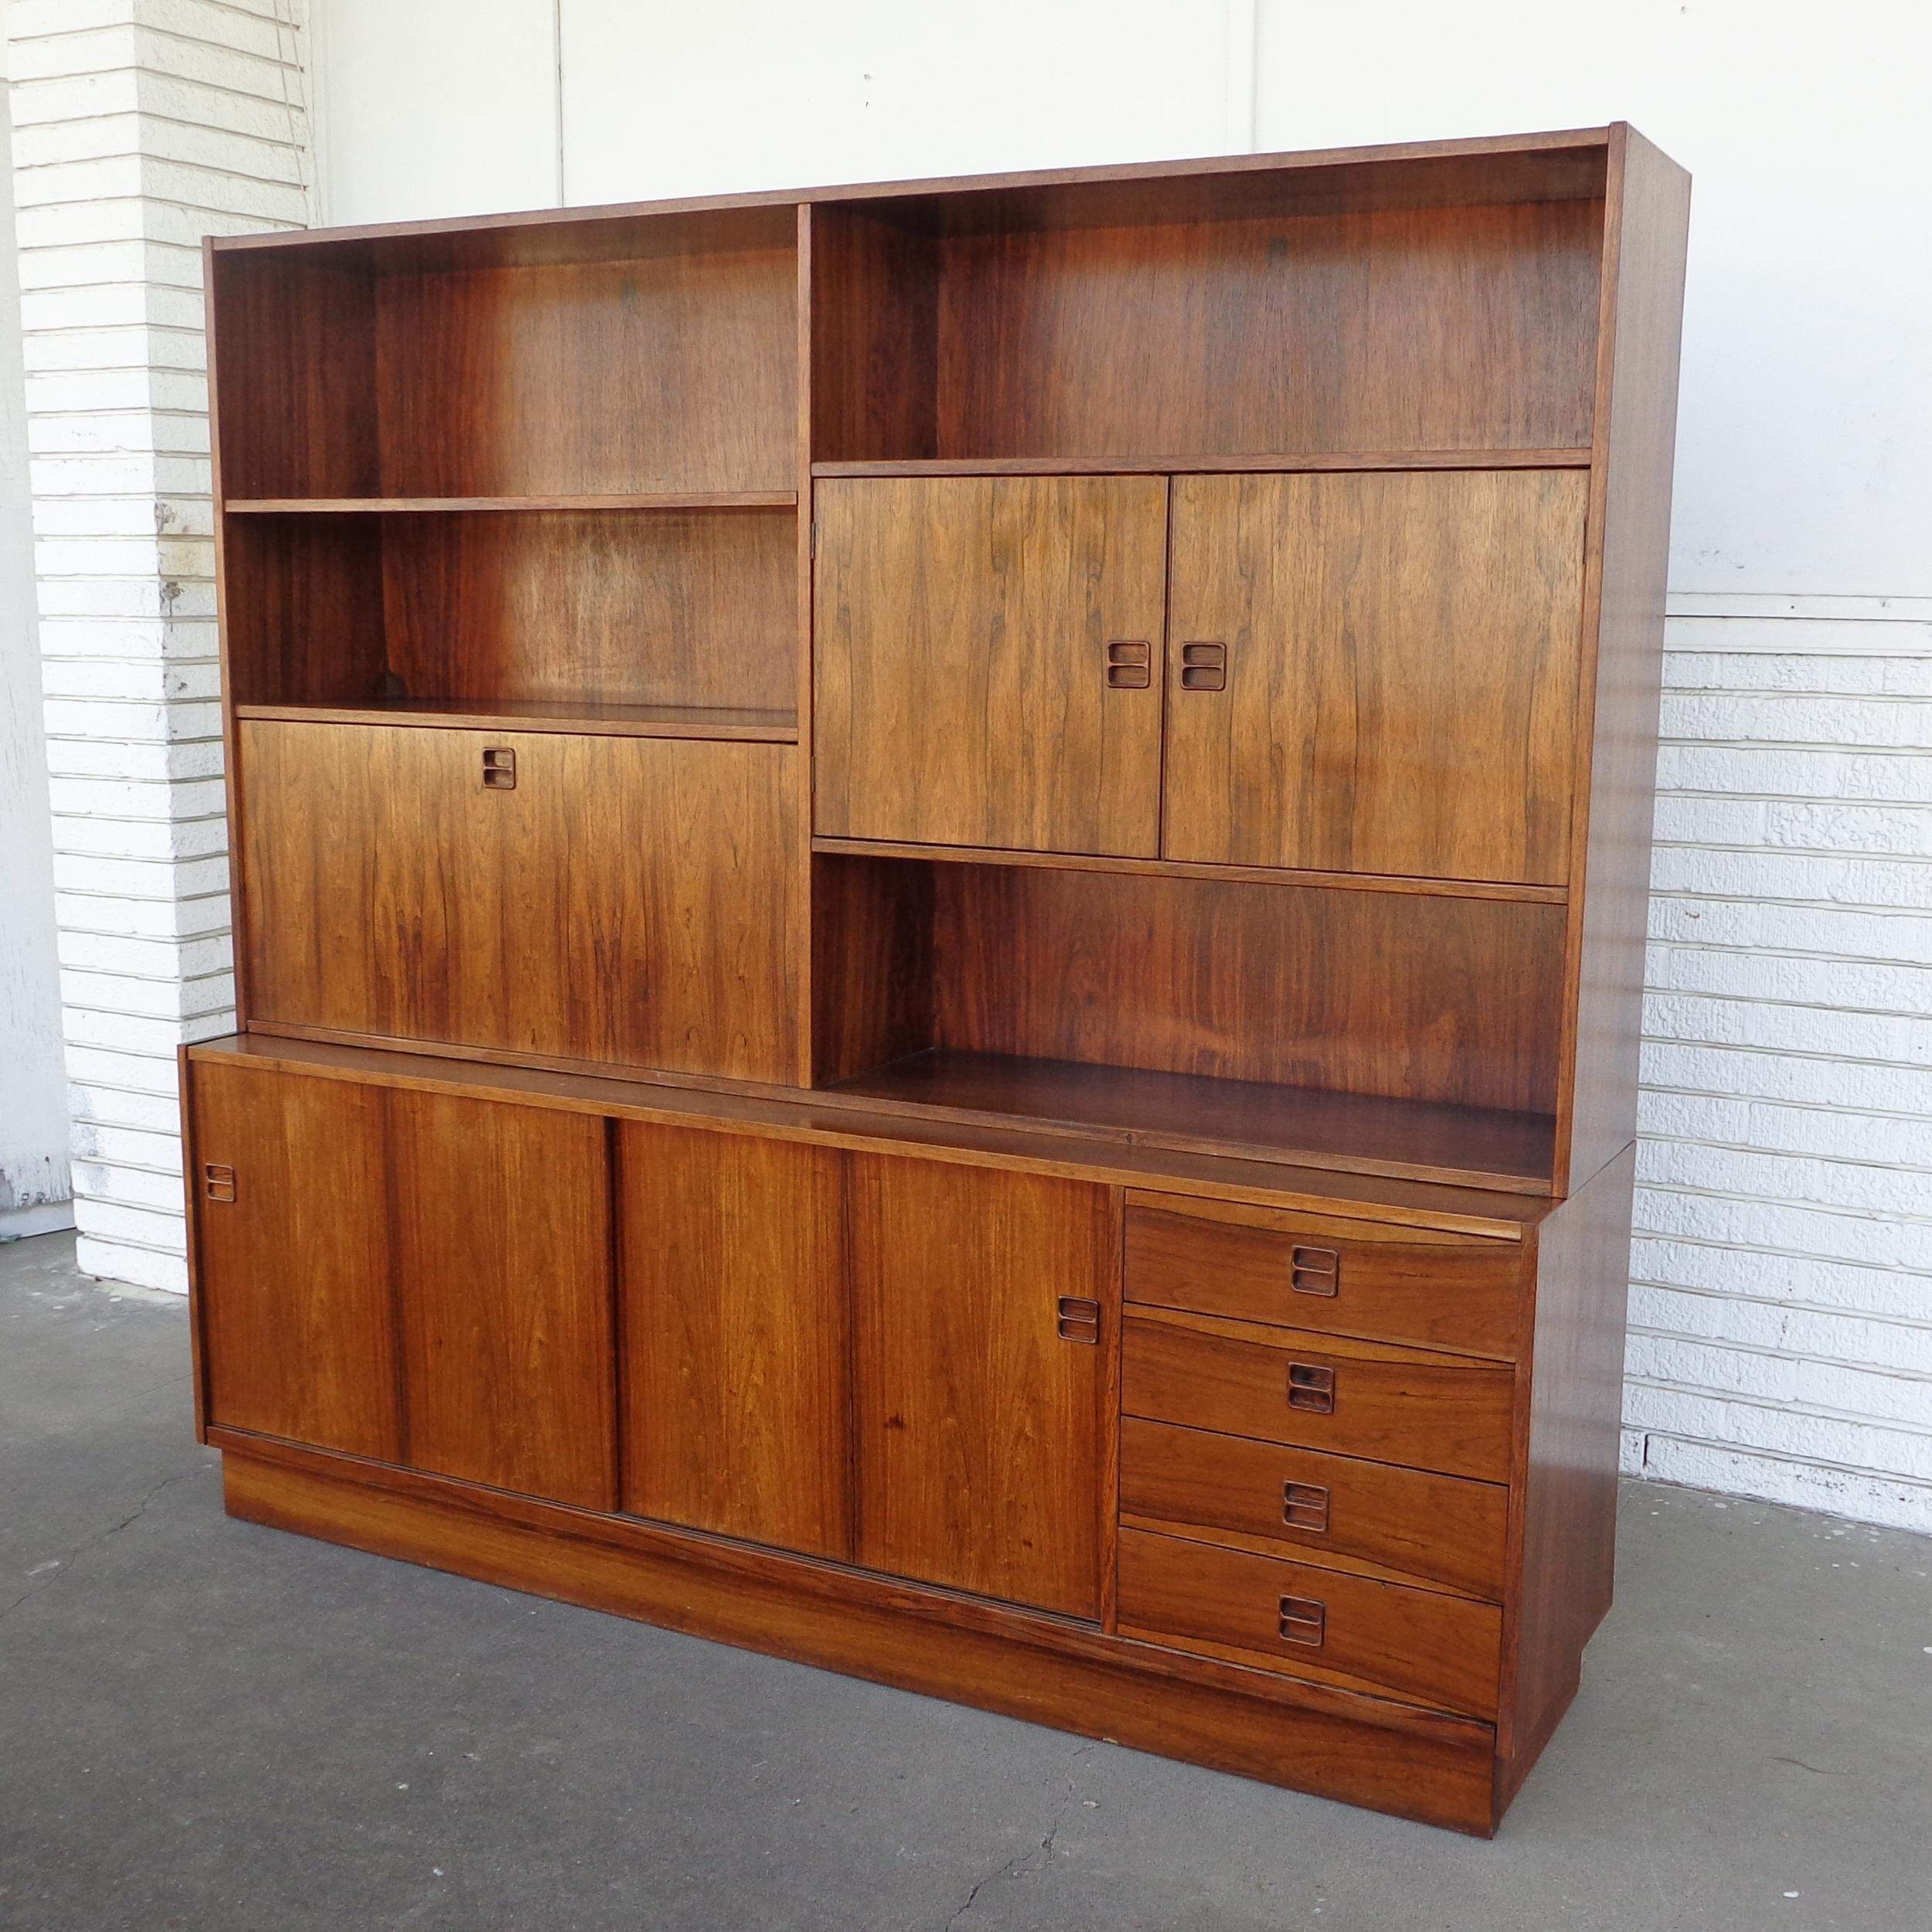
1501 1141 1635 1781
209 252 377 498
814 476 1169 855
1561 130 1691 1193
849 1155 1111 1617
934 200 1602 460
240 722 801 1080
389 1090 614 1509
220 513 389 707
1163 470 1587 883
617 1122 852 1558
373 249 798 495
808 209 937 462
190 1060 399 1461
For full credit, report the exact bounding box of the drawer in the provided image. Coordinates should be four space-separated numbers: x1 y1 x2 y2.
1122 1308 1515 1485
1119 1417 1509 1600
1124 1192 1523 1359
1117 1527 1503 1719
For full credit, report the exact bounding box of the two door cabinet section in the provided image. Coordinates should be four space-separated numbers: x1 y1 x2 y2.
189 127 1689 1836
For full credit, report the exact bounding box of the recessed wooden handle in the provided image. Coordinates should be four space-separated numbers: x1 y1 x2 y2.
1290 1244 1339 1297
1277 1594 1325 1646
1179 641 1226 691
1105 638 1151 689
1056 1294 1100 1342
481 746 517 789
1287 1362 1335 1413
1282 1480 1331 1532
202 1162 236 1203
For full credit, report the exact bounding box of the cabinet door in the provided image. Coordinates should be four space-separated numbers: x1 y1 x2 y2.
1162 470 1587 883
192 1060 400 1460
617 1123 852 1558
815 475 1168 856
389 1090 616 1510
849 1156 1112 1617
240 720 800 1080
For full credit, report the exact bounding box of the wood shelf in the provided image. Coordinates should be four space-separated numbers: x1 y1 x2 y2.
818 1050 1557 1195
811 836 1566 905
226 492 798 513
811 451 1592 479
234 698 798 741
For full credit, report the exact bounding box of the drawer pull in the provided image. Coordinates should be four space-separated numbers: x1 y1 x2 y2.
1056 1295 1100 1343
1287 1362 1335 1413
481 746 517 789
202 1162 236 1203
1289 1244 1339 1296
1282 1480 1330 1532
1277 1594 1325 1647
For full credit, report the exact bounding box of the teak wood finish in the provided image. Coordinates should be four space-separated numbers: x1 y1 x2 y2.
191 125 1689 1835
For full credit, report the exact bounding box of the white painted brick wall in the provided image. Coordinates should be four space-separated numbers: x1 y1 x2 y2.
1626 598 1932 1532
5 0 308 1291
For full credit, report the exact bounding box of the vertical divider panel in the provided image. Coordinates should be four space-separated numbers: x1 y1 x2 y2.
794 202 818 1087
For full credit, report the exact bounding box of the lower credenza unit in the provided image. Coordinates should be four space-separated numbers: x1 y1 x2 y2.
182 1035 1636 1837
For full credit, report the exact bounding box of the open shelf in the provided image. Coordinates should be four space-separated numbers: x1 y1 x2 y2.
810 151 1607 467
811 452 1590 478
819 1049 1555 1193
210 202 798 500
812 852 1566 1191
227 492 798 513
223 504 797 716
233 698 797 741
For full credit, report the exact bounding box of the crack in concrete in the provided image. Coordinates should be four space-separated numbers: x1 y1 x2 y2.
0 1461 209 1624
942 1740 1096 1929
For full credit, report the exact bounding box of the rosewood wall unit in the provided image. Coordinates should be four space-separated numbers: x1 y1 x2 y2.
185 125 1689 1836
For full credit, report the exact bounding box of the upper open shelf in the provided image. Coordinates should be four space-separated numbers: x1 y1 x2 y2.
211 204 799 501
810 147 1607 468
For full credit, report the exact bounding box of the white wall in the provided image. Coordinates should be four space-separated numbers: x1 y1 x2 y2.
0 46 70 1237
291 0 1932 1532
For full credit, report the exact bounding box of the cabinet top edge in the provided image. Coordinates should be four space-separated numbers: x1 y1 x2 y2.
207 124 1645 269
184 1034 1550 1239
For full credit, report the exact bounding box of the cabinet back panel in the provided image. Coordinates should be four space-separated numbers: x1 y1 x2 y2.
223 509 795 712
374 250 798 496
925 200 1600 460
907 863 1561 1113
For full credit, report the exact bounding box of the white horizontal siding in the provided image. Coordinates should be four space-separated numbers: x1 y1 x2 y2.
1627 604 1932 1532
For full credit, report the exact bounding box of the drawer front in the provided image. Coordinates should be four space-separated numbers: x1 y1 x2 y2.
1122 1309 1515 1485
1119 1417 1509 1600
1125 1194 1523 1359
1117 1528 1502 1719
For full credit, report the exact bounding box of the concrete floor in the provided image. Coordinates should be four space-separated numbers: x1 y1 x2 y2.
0 1232 1925 1932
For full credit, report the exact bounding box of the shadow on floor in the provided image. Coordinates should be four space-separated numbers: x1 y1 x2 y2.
1 1230 1927 1932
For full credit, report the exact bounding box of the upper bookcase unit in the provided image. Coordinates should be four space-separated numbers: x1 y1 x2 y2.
811 139 1607 468
210 205 798 502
